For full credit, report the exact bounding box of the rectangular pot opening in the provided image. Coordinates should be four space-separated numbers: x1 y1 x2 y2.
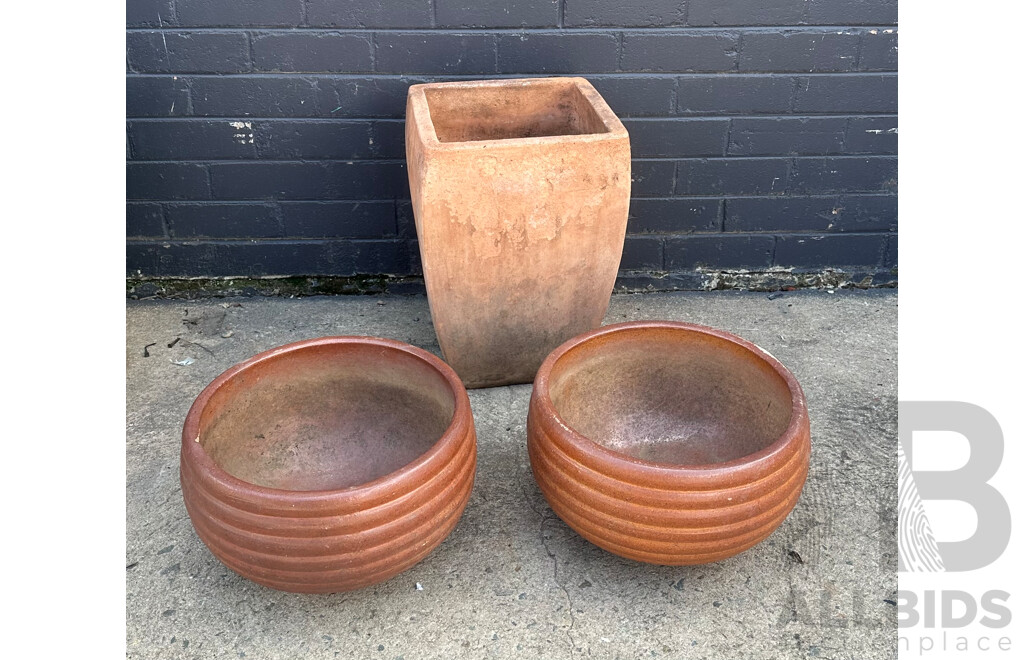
424 80 609 143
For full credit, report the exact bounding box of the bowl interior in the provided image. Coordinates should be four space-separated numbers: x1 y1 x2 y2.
196 342 456 491
547 326 794 466
424 79 608 143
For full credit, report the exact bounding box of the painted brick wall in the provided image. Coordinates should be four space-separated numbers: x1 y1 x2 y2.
126 0 897 286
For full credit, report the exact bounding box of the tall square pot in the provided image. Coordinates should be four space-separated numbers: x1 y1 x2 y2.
405 77 631 388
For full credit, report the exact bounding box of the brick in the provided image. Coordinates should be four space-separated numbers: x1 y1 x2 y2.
793 74 897 113
622 119 729 157
376 33 496 75
127 239 410 277
496 33 618 74
306 0 432 28
631 160 676 196
621 34 737 72
280 201 397 237
676 159 789 196
191 76 319 117
209 162 408 200
774 233 887 268
129 120 258 159
127 203 166 237
127 0 176 27
126 76 190 117
664 234 775 269
436 1 558 28
176 0 303 27
588 77 675 117
255 121 374 159
127 32 250 73
884 233 897 268
316 77 427 118
808 0 898 25
166 203 280 237
371 121 406 159
859 30 898 71
844 117 897 154
252 32 373 73
564 0 685 27
790 156 897 193
677 76 794 114
128 163 210 200
837 194 897 232
739 32 859 72
725 196 847 232
628 198 721 233
620 236 663 270
396 200 415 238
688 0 806 26
727 117 846 156
406 238 423 274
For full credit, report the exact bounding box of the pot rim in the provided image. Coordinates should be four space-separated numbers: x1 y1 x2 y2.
406 76 628 150
531 320 809 475
181 336 473 504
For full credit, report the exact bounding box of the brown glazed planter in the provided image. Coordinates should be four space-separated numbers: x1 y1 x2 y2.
527 321 811 565
406 77 631 388
179 337 476 593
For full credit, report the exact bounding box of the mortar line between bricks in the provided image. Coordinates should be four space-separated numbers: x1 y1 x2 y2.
131 155 897 165
158 203 172 239
558 0 565 29
126 237 419 245
126 71 895 79
133 192 897 202
203 167 214 199
128 113 899 123
124 25 899 34
126 230 894 244
430 0 437 29
132 193 896 205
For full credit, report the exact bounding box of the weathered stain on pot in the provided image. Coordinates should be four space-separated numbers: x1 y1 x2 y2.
180 337 477 593
527 321 812 565
406 77 631 388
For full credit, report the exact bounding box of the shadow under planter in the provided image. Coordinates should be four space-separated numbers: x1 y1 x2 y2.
406 77 631 388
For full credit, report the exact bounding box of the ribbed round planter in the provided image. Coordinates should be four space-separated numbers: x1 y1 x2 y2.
527 321 811 565
180 337 476 593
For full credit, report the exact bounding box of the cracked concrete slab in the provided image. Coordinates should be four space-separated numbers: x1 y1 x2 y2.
127 290 897 659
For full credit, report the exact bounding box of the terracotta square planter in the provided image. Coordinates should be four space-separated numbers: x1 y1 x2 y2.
406 77 631 388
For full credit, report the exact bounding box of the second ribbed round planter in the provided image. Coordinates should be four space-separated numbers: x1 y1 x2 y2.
180 336 476 593
527 321 811 565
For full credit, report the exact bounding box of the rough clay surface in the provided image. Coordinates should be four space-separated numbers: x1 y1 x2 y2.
127 290 897 659
406 78 631 388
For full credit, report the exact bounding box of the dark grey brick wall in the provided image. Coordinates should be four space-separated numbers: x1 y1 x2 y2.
127 1 897 283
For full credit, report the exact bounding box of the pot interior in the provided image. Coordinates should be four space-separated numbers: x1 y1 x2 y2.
425 79 608 143
196 342 456 491
546 326 794 466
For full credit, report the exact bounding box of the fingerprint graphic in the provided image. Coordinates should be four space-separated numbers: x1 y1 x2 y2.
898 438 945 571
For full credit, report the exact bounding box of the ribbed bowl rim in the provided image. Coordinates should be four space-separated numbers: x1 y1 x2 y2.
530 320 809 478
181 336 473 506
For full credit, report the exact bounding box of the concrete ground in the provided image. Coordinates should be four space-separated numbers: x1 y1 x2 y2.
127 289 897 660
